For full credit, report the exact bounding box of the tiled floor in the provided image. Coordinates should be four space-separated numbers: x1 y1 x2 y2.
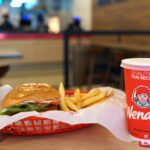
2 63 63 88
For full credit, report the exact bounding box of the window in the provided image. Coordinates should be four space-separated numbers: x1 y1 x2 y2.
0 0 73 33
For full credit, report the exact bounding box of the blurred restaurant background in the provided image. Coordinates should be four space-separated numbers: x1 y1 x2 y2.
0 0 149 89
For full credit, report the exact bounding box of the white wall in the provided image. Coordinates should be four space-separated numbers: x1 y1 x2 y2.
72 0 92 30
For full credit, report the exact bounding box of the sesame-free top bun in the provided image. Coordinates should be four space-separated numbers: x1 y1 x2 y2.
2 83 60 108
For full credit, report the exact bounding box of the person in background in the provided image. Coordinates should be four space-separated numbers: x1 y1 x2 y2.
19 15 32 33
0 14 14 32
36 14 48 33
65 17 83 32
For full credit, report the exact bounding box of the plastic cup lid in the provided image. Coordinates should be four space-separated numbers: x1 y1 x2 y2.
121 58 150 70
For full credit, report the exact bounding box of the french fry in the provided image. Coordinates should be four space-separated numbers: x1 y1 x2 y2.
81 90 107 108
90 90 114 107
74 89 80 97
89 97 108 106
66 99 78 111
107 89 114 98
59 82 65 98
64 97 78 104
80 93 87 98
76 100 81 109
60 100 70 111
59 82 70 111
81 88 101 101
59 83 115 111
74 89 81 109
74 89 80 98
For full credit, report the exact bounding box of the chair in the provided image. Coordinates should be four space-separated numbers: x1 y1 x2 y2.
87 46 140 89
71 45 90 86
87 45 111 88
102 49 141 89
0 65 10 85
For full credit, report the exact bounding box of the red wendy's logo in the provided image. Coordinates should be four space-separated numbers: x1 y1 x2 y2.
132 86 150 108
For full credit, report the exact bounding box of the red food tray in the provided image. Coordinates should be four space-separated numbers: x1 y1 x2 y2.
0 90 89 135
0 117 89 135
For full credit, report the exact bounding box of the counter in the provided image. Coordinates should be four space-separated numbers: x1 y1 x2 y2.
0 33 90 65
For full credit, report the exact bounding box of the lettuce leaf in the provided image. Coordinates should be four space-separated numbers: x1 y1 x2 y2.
0 103 51 116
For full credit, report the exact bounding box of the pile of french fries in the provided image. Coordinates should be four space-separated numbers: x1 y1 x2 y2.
59 83 114 111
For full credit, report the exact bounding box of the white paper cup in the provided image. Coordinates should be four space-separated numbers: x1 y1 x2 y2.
121 58 150 142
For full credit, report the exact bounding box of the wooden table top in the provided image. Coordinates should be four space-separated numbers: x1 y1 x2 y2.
0 125 145 150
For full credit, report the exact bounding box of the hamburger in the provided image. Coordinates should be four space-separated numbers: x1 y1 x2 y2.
0 83 60 115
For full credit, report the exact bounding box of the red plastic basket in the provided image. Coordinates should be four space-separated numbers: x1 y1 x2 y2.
0 90 89 135
0 117 89 135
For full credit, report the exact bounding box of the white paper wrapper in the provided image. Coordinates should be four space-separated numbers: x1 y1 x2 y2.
0 85 131 142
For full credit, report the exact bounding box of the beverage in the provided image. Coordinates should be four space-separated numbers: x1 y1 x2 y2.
121 58 150 140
